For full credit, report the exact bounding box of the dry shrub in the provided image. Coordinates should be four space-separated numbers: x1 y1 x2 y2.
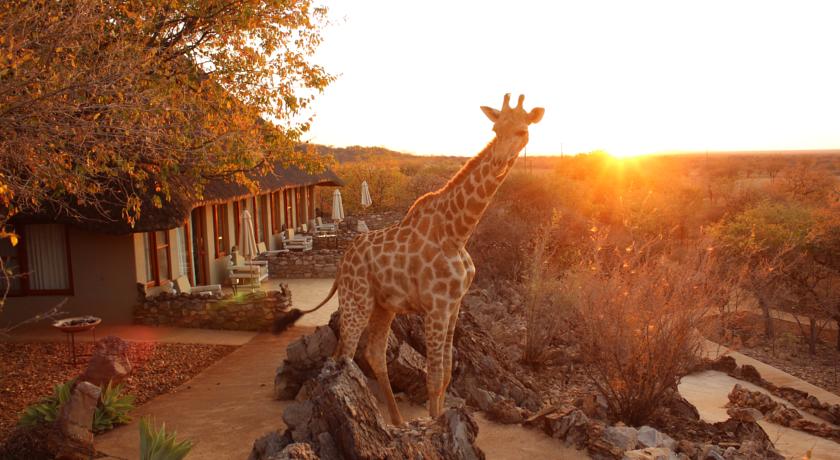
570 238 729 426
523 213 572 364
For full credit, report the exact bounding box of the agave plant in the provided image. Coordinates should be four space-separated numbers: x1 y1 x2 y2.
140 416 193 460
93 381 136 433
18 379 74 427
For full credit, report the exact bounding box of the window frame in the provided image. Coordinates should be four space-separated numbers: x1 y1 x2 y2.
212 204 230 258
144 230 171 287
2 224 74 296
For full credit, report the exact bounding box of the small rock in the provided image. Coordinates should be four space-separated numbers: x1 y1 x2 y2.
604 425 639 452
79 336 132 387
700 444 725 460
637 426 676 450
623 447 679 460
726 407 763 423
709 356 737 373
722 446 737 459
738 364 763 385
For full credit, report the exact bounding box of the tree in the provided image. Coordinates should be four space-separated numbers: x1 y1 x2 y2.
714 201 840 354
1 0 333 229
0 0 332 324
713 201 813 340
332 156 409 214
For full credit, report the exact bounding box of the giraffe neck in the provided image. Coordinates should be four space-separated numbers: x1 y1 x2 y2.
434 138 517 246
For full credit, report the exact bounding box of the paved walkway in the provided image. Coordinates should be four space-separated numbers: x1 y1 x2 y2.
703 340 840 405
96 326 312 459
680 371 840 460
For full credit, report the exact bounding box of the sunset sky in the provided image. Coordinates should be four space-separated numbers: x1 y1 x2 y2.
304 1 840 157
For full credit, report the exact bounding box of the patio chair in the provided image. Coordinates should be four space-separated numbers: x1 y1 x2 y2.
315 217 338 235
282 229 313 251
228 263 267 294
233 252 269 277
174 275 222 296
257 241 288 256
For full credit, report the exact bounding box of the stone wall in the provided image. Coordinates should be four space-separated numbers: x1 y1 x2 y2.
266 249 342 279
134 286 292 331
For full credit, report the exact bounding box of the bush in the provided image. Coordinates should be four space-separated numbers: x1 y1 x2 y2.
522 213 572 364
18 379 134 433
93 382 135 433
570 238 729 426
18 379 74 428
140 416 193 460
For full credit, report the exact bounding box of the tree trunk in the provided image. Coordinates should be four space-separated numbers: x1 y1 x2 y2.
757 297 775 339
809 317 817 355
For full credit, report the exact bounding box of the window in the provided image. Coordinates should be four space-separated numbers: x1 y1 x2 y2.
175 225 193 284
255 195 269 243
232 200 241 244
270 192 279 233
143 230 171 286
284 189 293 229
295 188 303 228
212 204 229 258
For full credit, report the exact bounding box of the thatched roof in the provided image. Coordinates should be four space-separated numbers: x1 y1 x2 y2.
12 165 343 235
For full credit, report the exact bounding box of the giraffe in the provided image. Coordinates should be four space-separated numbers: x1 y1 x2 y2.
281 94 544 425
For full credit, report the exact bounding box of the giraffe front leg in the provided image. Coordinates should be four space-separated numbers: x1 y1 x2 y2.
424 313 448 418
439 305 461 414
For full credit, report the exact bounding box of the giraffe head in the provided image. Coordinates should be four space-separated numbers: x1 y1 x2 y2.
480 94 544 169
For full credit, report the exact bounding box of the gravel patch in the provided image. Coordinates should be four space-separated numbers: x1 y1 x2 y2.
0 341 237 443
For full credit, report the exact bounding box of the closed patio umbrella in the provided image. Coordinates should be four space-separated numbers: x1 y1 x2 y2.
238 210 258 261
361 181 372 209
331 189 345 222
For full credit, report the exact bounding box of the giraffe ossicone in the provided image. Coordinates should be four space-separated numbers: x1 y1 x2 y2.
292 94 544 425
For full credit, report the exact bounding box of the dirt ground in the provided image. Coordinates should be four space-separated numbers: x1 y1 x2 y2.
0 341 236 444
706 311 840 395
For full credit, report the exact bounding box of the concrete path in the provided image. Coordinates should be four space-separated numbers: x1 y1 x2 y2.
680 371 840 460
276 277 340 326
703 340 840 405
96 326 312 459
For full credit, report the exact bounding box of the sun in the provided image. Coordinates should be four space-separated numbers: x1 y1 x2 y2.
608 149 648 159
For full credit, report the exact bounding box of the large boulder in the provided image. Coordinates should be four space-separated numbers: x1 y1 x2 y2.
257 359 484 460
79 336 131 387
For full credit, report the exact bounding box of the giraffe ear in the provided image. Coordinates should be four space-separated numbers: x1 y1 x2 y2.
528 107 545 124
480 106 500 122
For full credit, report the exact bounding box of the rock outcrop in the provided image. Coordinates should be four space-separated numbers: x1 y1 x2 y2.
274 309 540 423
255 359 484 460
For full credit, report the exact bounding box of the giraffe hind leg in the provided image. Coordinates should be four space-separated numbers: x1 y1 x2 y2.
364 306 403 425
333 277 373 360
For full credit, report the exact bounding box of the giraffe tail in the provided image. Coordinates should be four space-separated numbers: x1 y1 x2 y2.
272 279 339 334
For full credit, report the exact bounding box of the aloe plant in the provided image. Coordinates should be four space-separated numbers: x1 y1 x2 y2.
93 381 135 433
140 416 193 460
18 379 74 427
